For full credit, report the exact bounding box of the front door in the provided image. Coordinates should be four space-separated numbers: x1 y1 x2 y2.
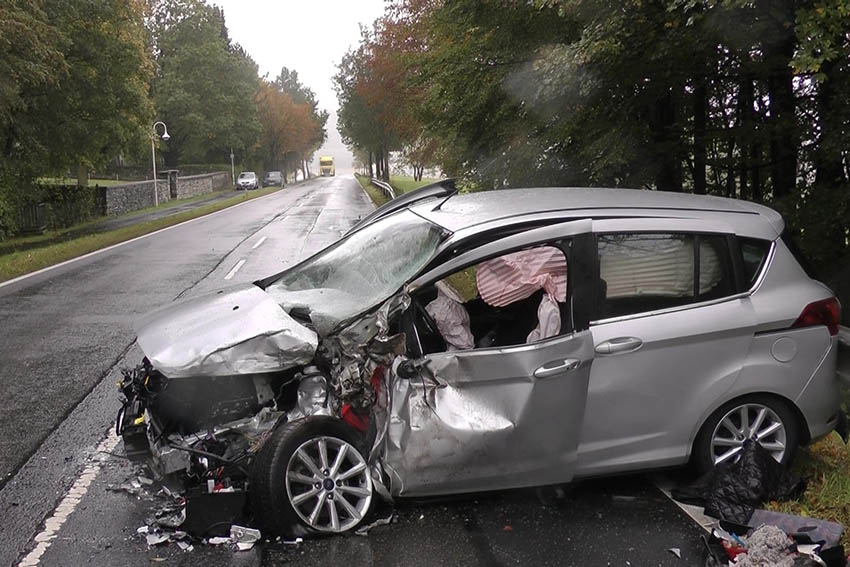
381 220 595 497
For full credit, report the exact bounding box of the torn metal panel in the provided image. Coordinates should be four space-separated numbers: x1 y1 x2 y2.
136 284 318 378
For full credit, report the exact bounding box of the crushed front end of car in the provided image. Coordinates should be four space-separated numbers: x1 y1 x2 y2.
115 282 411 537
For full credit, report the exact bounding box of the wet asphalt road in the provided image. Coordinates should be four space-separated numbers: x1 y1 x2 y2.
0 175 707 566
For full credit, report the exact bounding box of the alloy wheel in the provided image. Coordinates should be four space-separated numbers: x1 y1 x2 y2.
284 436 372 532
709 403 787 466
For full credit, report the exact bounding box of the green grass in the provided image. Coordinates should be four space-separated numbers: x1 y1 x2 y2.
0 186 281 283
768 433 850 548
389 175 441 195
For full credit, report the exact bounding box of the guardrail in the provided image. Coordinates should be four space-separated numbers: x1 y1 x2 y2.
370 178 396 200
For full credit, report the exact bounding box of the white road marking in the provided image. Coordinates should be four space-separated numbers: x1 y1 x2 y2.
0 188 291 292
251 236 267 249
224 259 246 280
18 432 120 567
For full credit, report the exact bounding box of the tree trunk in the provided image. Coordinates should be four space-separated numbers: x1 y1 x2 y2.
368 150 374 178
738 74 754 200
650 90 683 191
725 137 736 198
693 77 707 195
750 141 762 202
765 32 797 200
76 164 89 187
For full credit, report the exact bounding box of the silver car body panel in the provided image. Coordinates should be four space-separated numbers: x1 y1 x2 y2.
136 284 318 378
413 187 784 240
384 330 594 496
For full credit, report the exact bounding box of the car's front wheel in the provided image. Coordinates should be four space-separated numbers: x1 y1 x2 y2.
251 416 374 536
693 395 800 475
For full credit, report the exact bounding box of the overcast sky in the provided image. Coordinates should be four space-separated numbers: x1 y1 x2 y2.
213 1 388 172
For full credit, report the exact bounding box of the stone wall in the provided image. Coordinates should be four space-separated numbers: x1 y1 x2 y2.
103 172 230 216
175 172 230 199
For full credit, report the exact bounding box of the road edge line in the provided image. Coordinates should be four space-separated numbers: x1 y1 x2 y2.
0 187 290 291
17 431 119 567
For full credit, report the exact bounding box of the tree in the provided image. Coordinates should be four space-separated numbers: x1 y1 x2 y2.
0 0 154 233
152 0 260 165
272 67 329 179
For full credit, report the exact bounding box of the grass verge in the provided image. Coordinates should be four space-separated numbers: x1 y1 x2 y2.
390 175 440 195
0 186 282 283
355 173 391 207
768 432 850 548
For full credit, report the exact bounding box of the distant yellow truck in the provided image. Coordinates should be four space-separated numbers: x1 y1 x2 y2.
319 156 335 177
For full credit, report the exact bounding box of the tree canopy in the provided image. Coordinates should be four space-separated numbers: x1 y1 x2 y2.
336 0 850 268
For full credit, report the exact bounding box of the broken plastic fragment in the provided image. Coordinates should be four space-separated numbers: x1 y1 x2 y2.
355 514 394 536
207 537 231 545
667 547 681 558
176 540 193 552
145 533 169 546
230 525 261 544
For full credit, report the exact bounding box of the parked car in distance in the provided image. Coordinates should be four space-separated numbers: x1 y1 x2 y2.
119 186 845 537
263 171 283 187
236 171 259 190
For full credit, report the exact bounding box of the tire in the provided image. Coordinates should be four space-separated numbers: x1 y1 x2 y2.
693 394 800 475
251 416 373 536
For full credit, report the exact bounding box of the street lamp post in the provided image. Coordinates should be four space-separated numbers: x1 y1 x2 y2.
230 148 235 186
151 121 170 207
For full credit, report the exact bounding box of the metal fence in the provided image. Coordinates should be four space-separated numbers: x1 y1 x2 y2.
370 178 396 200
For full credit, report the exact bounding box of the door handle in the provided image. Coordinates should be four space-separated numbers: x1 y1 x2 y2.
534 358 581 379
595 337 643 355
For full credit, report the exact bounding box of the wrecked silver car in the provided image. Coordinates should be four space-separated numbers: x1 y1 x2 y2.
118 186 844 536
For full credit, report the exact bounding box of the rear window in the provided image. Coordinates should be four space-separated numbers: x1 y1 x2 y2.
596 232 737 320
739 238 772 287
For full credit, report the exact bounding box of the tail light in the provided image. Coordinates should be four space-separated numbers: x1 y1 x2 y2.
791 297 841 336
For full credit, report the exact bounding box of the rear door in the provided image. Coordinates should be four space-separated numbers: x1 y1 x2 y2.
382 220 595 496
576 218 756 475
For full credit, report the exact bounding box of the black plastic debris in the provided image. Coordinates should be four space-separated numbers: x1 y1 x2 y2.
182 487 248 538
673 439 805 525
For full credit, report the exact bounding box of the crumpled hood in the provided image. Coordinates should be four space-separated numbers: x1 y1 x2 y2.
136 283 318 378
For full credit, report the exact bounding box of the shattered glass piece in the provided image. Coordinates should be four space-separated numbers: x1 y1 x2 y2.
136 284 318 377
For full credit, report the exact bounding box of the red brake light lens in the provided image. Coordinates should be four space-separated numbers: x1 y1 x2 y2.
791 297 841 336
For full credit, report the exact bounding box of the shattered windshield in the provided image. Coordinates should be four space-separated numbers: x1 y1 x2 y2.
265 210 445 334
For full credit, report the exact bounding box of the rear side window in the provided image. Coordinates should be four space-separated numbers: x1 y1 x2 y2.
596 233 736 320
739 238 772 287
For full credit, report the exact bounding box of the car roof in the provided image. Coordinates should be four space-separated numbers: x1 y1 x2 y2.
410 187 784 240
